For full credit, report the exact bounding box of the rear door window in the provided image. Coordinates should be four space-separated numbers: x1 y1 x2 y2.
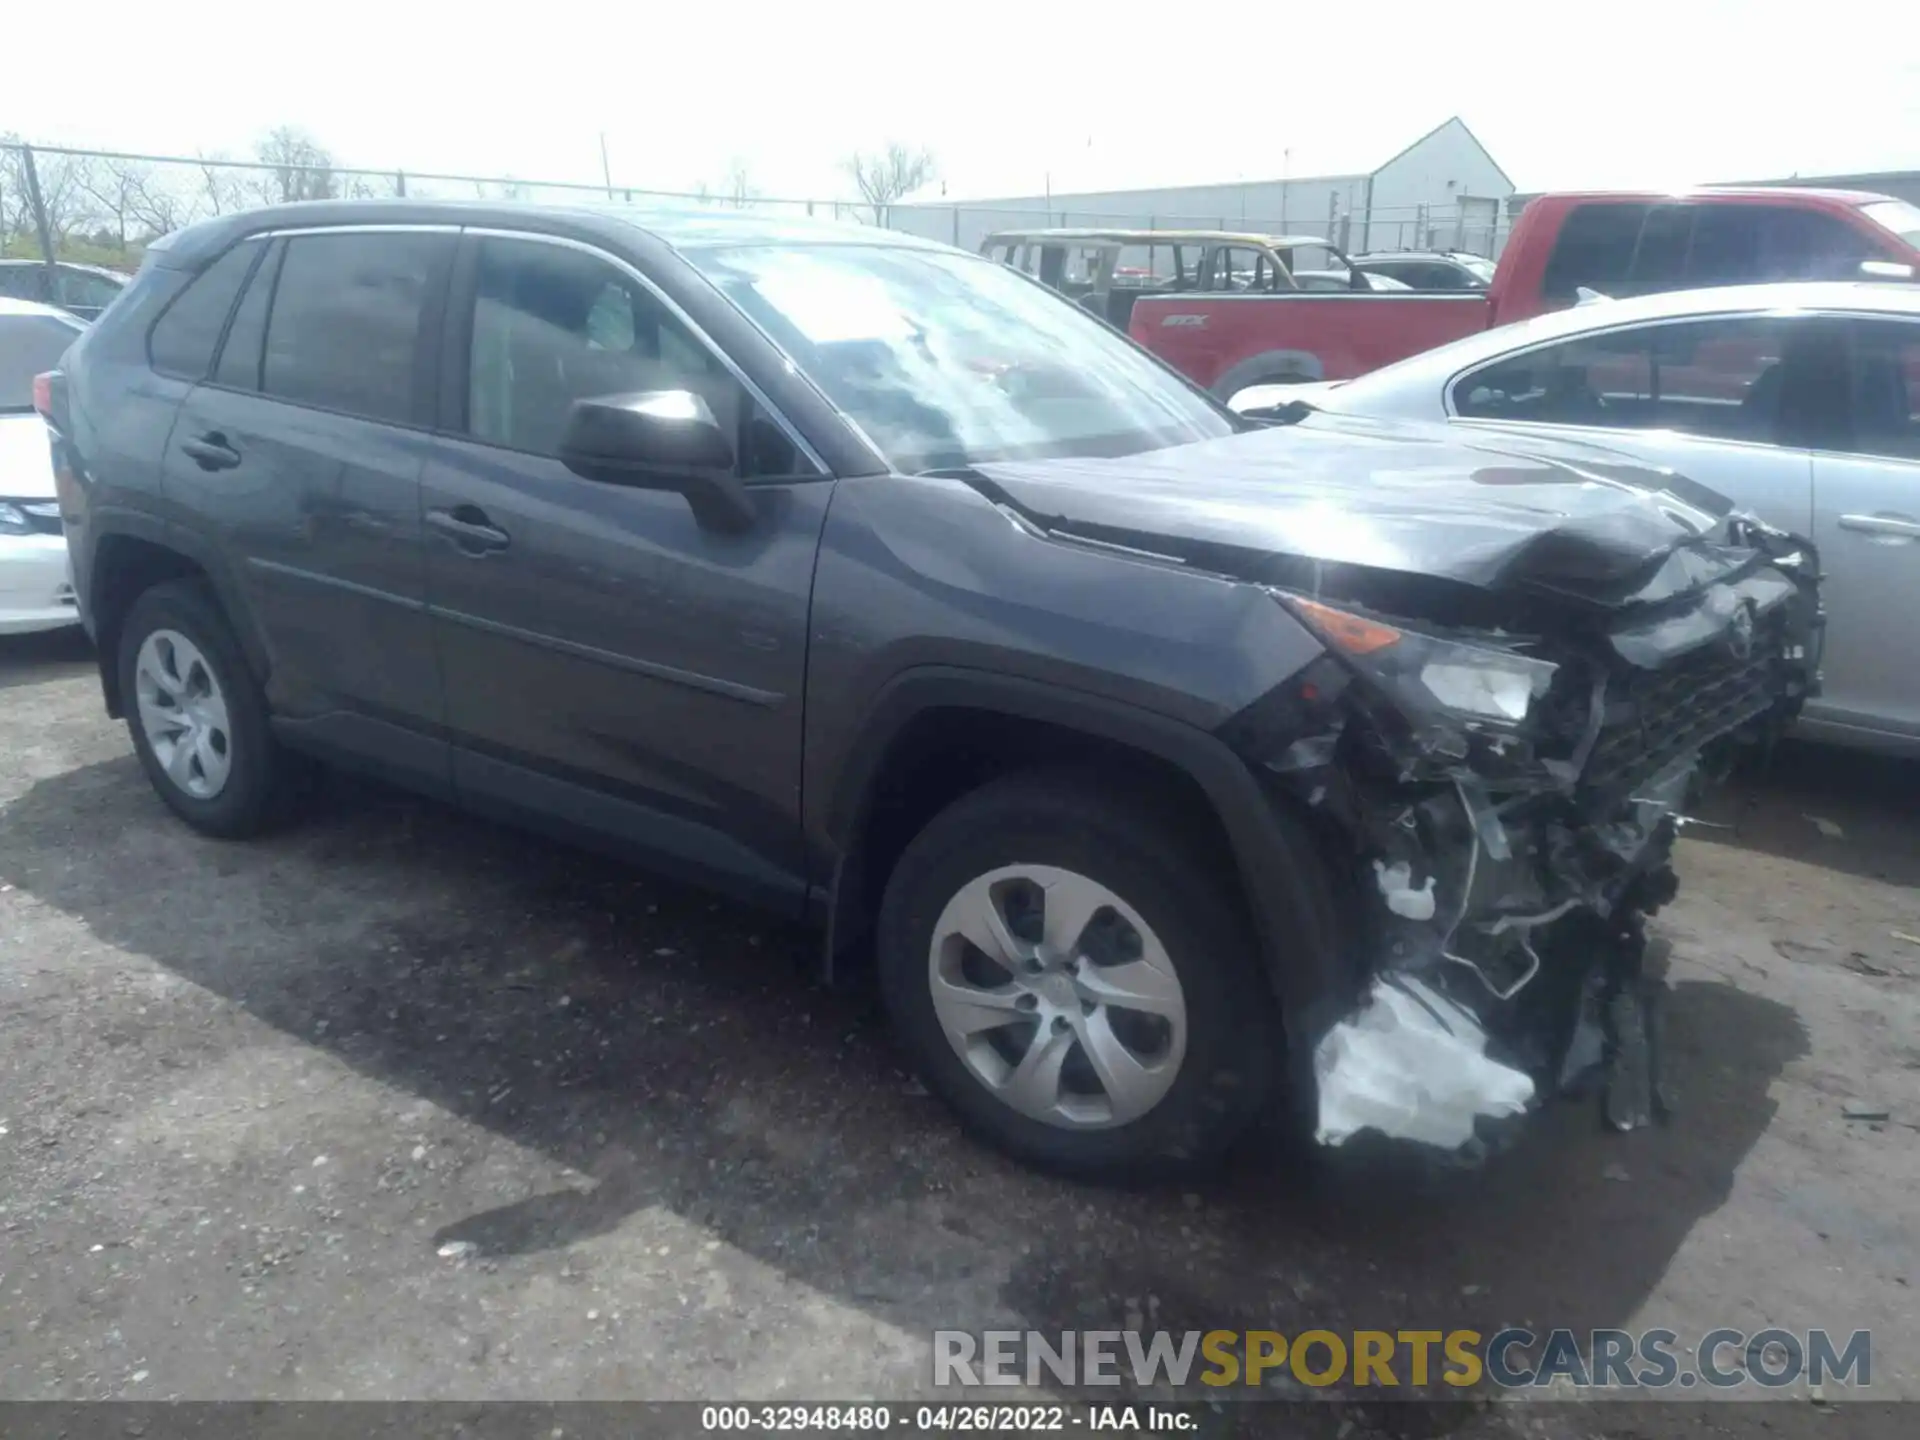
260 232 450 425
1114 244 1185 288
1623 205 1692 293
1684 205 1876 286
1843 319 1920 461
1452 316 1803 443
56 268 123 313
212 239 283 392
1205 246 1284 291
1540 203 1649 299
147 241 263 380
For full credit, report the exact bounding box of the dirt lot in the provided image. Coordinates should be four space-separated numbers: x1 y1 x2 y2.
2 626 1916 1433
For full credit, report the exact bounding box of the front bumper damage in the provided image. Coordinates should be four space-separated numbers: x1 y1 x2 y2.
1231 516 1823 1156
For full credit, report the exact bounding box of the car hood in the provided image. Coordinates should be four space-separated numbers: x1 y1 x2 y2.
969 412 1747 606
0 413 57 499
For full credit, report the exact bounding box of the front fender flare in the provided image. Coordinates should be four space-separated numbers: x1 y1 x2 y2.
821 666 1348 1041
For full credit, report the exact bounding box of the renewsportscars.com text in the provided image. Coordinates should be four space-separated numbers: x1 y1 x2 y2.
933 1327 1871 1391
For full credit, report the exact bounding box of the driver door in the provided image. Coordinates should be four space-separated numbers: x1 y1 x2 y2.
421 231 833 909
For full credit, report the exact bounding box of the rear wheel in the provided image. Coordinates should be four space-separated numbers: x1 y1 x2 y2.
118 579 299 838
877 772 1281 1179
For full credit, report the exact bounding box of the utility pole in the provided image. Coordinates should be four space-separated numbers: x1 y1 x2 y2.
599 132 614 199
20 145 59 276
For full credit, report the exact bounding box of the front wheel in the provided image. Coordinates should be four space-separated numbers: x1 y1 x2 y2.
876 773 1282 1179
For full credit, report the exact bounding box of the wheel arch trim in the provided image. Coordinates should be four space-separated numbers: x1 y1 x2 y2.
820 666 1347 1035
86 510 268 718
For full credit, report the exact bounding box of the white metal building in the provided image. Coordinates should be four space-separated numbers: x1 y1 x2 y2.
887 117 1515 257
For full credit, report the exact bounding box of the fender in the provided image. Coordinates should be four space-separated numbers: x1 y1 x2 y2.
85 507 272 718
821 666 1349 1040
1210 348 1327 400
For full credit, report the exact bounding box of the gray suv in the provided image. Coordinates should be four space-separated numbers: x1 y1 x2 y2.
40 201 1820 1177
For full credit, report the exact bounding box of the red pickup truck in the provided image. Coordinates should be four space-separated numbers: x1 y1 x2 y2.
1132 188 1920 396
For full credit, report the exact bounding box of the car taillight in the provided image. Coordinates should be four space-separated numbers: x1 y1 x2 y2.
32 371 55 419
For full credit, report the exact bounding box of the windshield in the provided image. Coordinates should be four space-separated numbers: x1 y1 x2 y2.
1458 255 1498 284
687 243 1234 472
1861 200 1920 248
0 312 82 412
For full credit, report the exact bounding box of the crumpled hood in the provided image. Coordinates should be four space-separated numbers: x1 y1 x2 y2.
971 412 1743 602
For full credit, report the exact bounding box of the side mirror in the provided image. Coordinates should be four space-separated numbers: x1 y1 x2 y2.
559 390 755 531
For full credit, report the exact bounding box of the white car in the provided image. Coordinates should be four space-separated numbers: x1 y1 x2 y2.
1229 281 1920 755
1 297 84 635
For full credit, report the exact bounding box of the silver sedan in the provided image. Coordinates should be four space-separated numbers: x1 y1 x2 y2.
1230 282 1920 755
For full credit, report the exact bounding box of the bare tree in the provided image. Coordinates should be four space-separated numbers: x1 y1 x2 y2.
843 142 936 225
193 151 251 218
253 126 337 204
124 167 193 238
76 156 152 254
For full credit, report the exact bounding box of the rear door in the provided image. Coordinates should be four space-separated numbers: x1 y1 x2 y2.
1807 316 1920 740
164 225 455 790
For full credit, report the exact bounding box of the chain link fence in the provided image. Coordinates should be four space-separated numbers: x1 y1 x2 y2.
0 142 879 275
2 141 1509 283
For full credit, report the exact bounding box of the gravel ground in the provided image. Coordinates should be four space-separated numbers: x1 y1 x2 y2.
2 626 1916 1436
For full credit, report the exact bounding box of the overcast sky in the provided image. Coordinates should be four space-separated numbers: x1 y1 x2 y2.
12 0 1916 203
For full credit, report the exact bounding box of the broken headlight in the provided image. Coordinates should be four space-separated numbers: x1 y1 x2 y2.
1276 594 1557 726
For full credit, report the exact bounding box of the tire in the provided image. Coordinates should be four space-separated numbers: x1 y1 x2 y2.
876 771 1283 1180
117 578 299 839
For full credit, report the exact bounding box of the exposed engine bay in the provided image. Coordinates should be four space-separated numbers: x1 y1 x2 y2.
968 411 1825 1154
1234 517 1822 1153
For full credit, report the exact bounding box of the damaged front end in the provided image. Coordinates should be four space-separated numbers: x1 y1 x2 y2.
1223 515 1824 1156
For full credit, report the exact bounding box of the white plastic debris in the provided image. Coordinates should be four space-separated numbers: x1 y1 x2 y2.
1805 814 1844 840
1314 974 1535 1149
1372 860 1437 921
437 1240 477 1260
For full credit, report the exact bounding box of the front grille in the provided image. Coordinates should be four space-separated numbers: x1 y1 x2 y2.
1580 634 1781 804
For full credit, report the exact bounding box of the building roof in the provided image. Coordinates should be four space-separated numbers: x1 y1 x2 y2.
1369 116 1514 191
920 115 1507 211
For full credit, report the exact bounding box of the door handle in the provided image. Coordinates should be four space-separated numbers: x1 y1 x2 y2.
1838 514 1920 541
180 432 241 471
426 506 511 554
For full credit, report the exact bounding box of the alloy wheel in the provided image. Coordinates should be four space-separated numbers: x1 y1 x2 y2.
134 628 233 800
927 864 1188 1129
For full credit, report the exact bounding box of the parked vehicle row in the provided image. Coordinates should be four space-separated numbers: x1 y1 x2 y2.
1354 251 1495 291
1129 188 1920 394
1 297 85 634
35 199 1818 1176
981 228 1374 332
0 259 129 320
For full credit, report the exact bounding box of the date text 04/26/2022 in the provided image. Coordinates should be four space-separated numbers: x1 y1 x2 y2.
700 1405 1192 1431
